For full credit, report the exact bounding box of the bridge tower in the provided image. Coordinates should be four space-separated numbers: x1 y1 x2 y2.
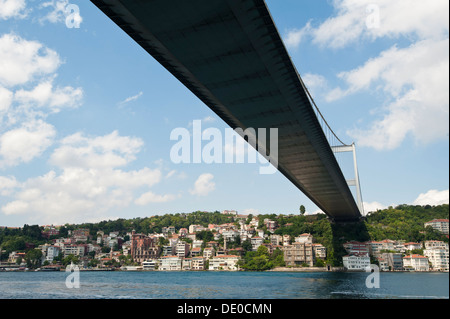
331 143 364 216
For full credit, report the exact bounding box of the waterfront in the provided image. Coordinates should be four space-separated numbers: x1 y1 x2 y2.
0 271 448 299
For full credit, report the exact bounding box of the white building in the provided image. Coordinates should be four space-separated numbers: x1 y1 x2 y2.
295 233 313 244
342 254 370 271
250 236 264 251
176 242 190 258
424 248 449 272
142 259 157 270
46 246 61 262
403 255 429 272
158 256 182 271
424 219 449 235
208 255 240 271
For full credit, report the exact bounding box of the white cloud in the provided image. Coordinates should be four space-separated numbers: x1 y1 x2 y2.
14 80 83 113
292 0 449 49
190 173 216 196
1 131 165 224
0 0 27 20
39 0 82 27
135 191 176 206
283 0 449 151
0 120 56 167
50 131 144 169
413 190 449 206
345 39 449 150
0 86 13 113
0 175 19 196
284 23 312 49
0 33 61 88
363 201 388 215
118 91 143 107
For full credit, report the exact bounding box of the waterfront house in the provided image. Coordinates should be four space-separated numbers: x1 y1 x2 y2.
159 256 182 271
342 253 370 271
208 255 240 271
403 255 429 272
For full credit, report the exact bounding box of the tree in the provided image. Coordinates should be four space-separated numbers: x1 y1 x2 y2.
25 249 43 269
300 205 306 215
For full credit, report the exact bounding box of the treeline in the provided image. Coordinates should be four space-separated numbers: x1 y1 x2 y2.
364 204 449 242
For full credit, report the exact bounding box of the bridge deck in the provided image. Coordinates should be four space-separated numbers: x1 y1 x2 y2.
91 0 361 221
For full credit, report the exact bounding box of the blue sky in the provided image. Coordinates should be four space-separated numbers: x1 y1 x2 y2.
0 0 448 227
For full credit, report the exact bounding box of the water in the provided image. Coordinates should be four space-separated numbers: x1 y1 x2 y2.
0 271 448 299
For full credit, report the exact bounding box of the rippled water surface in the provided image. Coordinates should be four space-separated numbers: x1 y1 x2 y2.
0 271 448 299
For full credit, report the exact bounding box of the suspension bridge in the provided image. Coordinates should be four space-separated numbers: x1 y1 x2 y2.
91 0 364 222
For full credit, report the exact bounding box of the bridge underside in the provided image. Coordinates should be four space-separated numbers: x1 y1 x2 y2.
91 0 362 222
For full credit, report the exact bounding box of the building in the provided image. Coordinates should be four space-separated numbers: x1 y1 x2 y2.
142 260 157 270
221 210 237 215
403 255 429 272
131 231 160 263
208 255 240 271
63 244 86 257
176 241 190 258
424 219 449 235
158 256 182 271
377 257 389 272
250 236 264 251
342 254 370 271
270 235 282 246
203 247 215 259
380 253 403 271
282 235 290 246
46 246 61 262
295 233 313 244
404 242 422 251
424 248 449 272
72 229 90 242
283 243 315 267
424 240 449 250
343 241 370 256
191 257 205 271
313 244 327 259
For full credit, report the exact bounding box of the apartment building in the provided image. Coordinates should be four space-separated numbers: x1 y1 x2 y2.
46 246 61 262
343 241 370 256
251 236 264 251
176 242 190 258
131 231 160 263
380 253 403 271
283 242 315 267
313 244 327 259
424 248 449 272
191 257 205 271
424 219 449 235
